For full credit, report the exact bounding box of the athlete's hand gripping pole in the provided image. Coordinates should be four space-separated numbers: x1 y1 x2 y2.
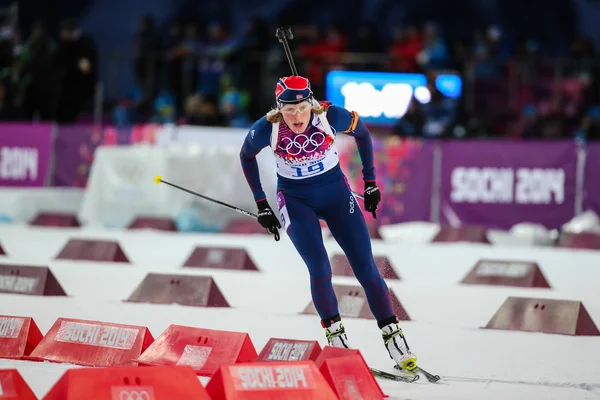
256 199 281 241
363 181 381 218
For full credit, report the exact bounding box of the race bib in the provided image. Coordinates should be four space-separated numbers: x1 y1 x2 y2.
276 145 339 179
271 113 339 180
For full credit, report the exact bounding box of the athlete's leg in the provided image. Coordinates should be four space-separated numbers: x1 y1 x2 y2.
276 191 339 322
321 177 417 370
319 177 395 323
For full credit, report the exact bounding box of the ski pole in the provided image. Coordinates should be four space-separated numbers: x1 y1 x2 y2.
154 175 258 218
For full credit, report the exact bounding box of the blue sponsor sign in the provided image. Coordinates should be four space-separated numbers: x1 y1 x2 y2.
325 70 462 126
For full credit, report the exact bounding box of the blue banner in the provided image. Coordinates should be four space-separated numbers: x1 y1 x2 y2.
325 70 462 127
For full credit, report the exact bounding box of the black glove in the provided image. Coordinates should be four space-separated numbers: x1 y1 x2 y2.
257 199 281 241
364 181 381 218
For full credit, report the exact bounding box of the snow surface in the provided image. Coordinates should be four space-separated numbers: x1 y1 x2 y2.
1 224 600 399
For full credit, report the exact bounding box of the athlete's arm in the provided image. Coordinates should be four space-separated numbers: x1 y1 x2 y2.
239 117 271 201
327 105 376 182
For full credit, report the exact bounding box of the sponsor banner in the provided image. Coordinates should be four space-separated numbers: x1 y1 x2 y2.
0 273 39 294
583 143 600 215
45 121 594 232
0 316 24 338
338 136 434 225
55 320 139 349
440 141 578 230
0 123 52 186
230 364 315 390
263 341 311 361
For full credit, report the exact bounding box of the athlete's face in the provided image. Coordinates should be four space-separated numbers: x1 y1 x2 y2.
280 101 312 133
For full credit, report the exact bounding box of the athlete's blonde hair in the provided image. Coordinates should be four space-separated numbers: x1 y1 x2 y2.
266 99 324 123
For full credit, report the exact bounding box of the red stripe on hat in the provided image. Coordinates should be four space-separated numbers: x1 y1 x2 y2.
275 82 285 98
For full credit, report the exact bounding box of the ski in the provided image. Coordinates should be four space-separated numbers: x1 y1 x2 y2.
394 365 442 383
371 367 419 383
417 366 441 383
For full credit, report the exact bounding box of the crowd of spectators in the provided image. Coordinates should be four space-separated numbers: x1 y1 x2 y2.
2 11 600 141
123 15 600 140
0 18 97 123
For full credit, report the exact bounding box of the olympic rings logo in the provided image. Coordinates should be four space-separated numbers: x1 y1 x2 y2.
118 390 153 400
278 132 326 156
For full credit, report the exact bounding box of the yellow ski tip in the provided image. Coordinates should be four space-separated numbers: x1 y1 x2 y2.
154 175 163 184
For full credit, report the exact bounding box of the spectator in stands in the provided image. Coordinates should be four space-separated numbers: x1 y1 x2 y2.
510 104 541 138
420 82 458 137
349 22 383 71
566 35 600 105
0 20 16 120
0 22 25 120
570 36 597 61
133 14 163 100
230 18 270 120
470 26 512 79
219 74 249 127
183 93 224 126
152 91 176 123
0 78 12 120
198 21 237 97
164 20 183 79
393 99 425 137
20 20 60 121
472 29 488 58
10 5 588 138
581 105 600 141
388 26 423 72
298 25 347 97
485 25 512 62
416 22 448 70
471 30 502 79
179 22 203 98
164 21 199 115
0 19 17 71
55 18 98 123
